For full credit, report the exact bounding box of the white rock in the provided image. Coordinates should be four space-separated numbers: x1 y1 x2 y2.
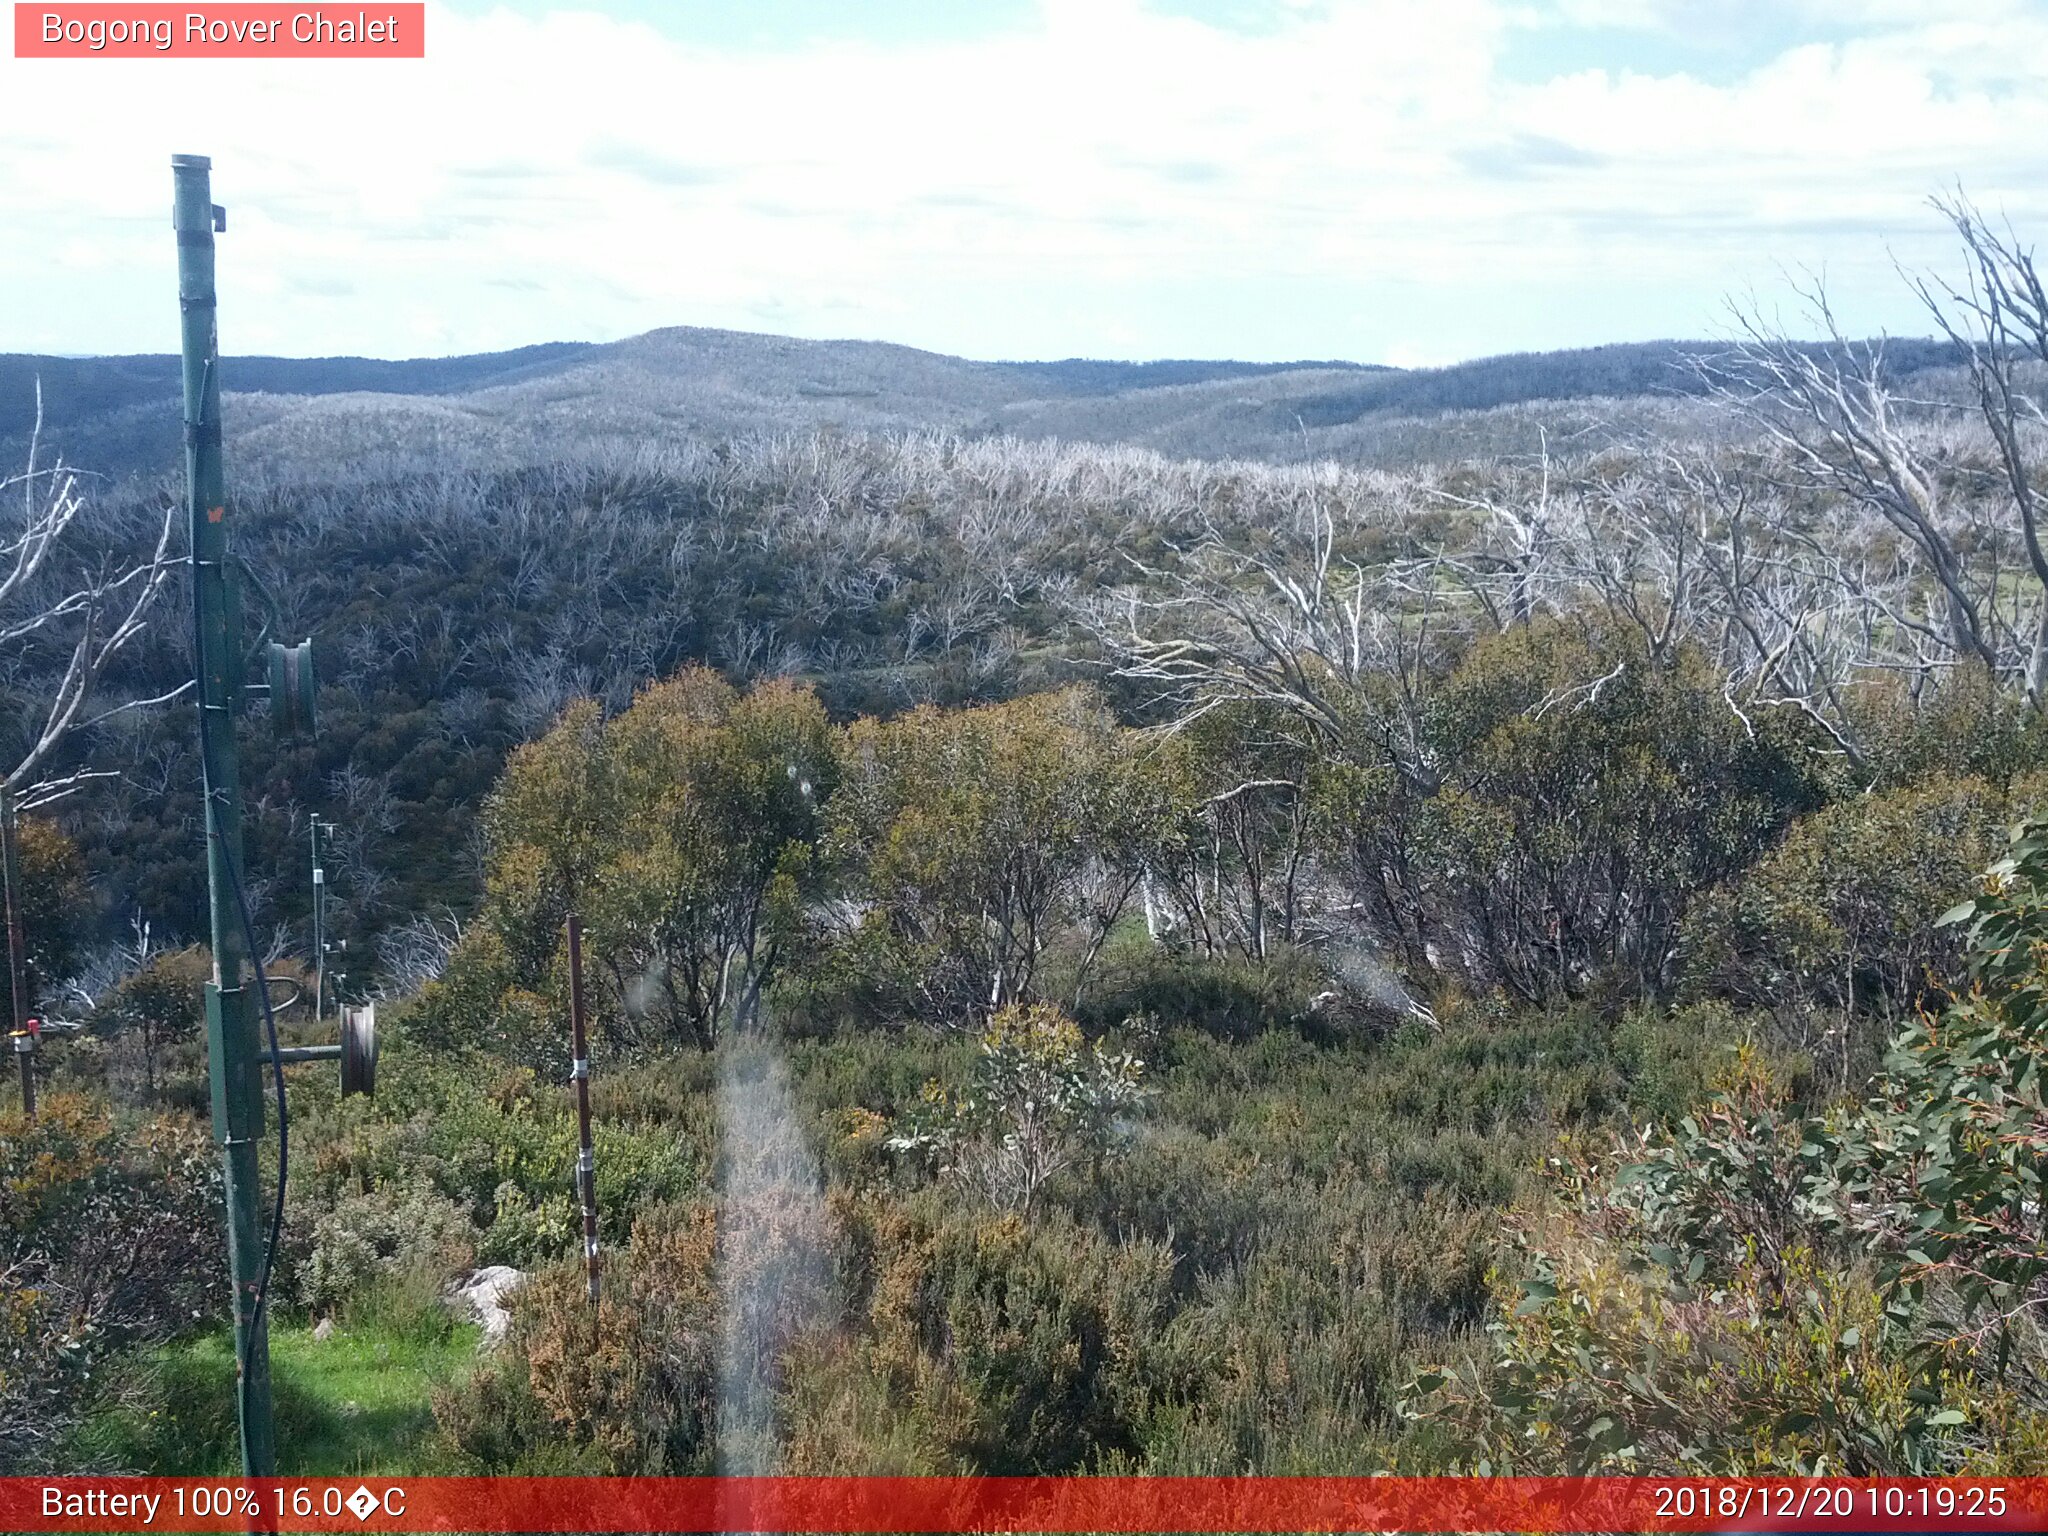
448 1265 526 1344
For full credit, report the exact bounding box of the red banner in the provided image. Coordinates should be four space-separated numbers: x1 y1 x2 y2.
13 5 425 58
4 1477 2046 1533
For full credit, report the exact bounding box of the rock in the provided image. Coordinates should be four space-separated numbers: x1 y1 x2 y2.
448 1265 526 1344
311 1317 335 1342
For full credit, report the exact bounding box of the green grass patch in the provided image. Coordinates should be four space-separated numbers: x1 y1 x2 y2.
73 1302 479 1476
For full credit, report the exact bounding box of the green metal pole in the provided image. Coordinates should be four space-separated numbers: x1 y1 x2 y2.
173 152 275 1478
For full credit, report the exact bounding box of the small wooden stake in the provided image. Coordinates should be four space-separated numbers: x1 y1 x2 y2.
567 913 600 1304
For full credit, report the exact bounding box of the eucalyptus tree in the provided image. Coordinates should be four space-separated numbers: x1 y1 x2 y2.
468 669 836 1050
827 686 1155 1021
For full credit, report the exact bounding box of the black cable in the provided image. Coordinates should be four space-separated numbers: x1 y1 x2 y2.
224 825 289 1363
233 549 284 650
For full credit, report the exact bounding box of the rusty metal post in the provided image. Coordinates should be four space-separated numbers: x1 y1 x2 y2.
566 914 600 1304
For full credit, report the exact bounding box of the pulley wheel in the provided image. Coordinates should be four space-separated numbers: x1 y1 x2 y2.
340 1003 377 1097
267 639 318 738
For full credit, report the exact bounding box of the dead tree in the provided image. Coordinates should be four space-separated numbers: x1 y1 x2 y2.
1696 281 2002 687
3 389 183 805
1910 193 2048 702
1082 502 1452 795
2 389 180 1101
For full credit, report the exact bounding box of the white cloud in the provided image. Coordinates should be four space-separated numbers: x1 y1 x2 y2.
1 0 2045 362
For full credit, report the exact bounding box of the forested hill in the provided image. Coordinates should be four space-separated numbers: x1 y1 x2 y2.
0 317 1982 981
0 341 593 446
1 328 1969 480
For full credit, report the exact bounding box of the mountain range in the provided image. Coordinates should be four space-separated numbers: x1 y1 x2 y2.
0 327 1967 481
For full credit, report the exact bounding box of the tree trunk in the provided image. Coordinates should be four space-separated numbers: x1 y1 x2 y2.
2 783 33 1119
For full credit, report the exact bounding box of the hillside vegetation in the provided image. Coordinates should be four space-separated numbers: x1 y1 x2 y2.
7 205 2048 1477
7 327 1972 484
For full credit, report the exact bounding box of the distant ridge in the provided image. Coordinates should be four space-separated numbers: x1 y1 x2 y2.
1000 357 1386 395
0 340 596 444
0 326 1968 479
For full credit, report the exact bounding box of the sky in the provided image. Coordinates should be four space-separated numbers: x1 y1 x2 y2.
4 0 2047 367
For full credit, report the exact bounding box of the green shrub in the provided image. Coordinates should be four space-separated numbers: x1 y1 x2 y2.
406 926 560 1069
1683 773 2048 1019
811 1194 1176 1474
1135 1180 1487 1473
1609 1000 1774 1126
1 1095 222 1468
294 1047 697 1267
591 1119 697 1233
768 913 924 1038
1077 1123 1276 1281
339 1263 462 1346
887 1004 1147 1217
1853 665 2048 790
1076 945 1324 1041
477 1180 575 1268
1865 816 2048 1349
85 946 209 1100
436 1200 719 1473
291 1181 477 1317
824 688 1156 1022
1410 816 2048 1474
1326 619 1828 1001
446 672 837 1052
11 816 93 1007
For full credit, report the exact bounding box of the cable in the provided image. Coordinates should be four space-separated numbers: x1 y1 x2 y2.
224 824 289 1369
